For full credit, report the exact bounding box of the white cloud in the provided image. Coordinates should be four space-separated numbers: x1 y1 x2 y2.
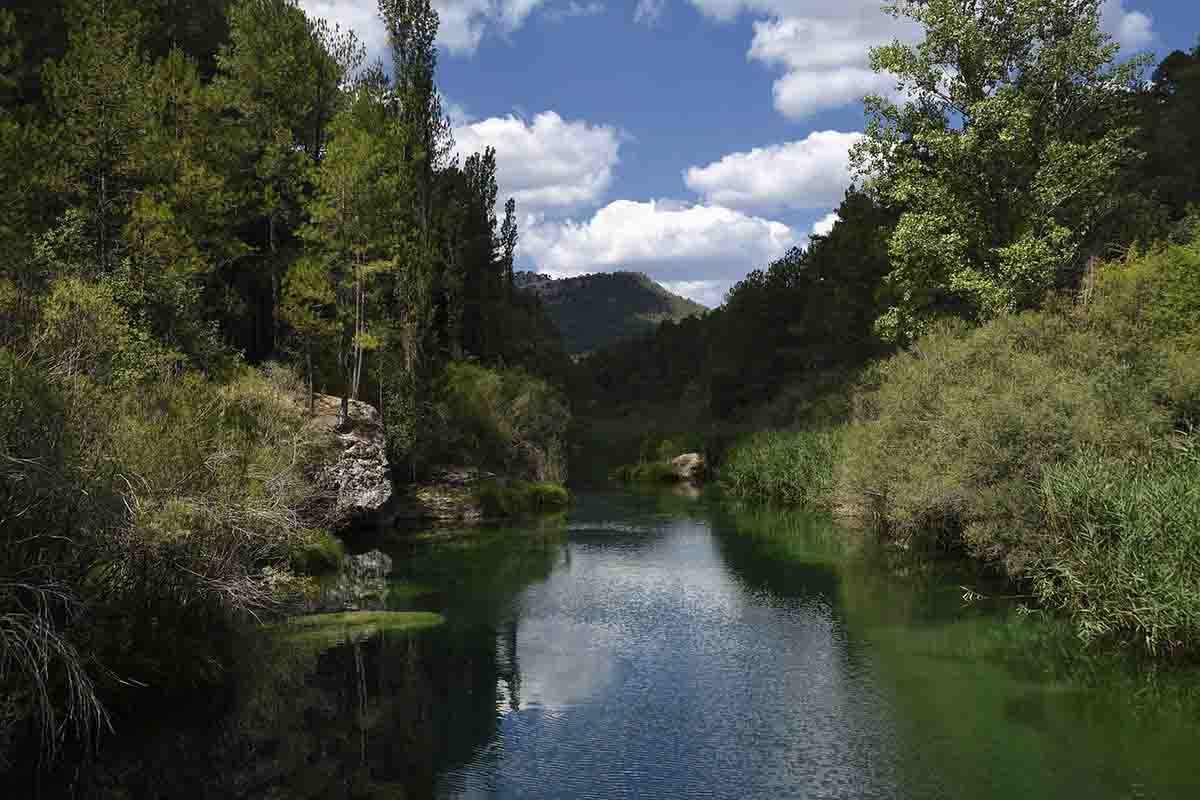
300 0 551 59
301 1 390 64
634 0 666 26
1100 0 1154 51
544 1 604 22
811 211 838 237
453 111 622 213
520 200 798 301
691 0 1156 119
683 130 862 213
686 1 920 119
660 280 728 308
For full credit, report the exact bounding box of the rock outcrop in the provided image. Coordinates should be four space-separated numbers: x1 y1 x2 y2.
309 394 392 529
670 452 707 484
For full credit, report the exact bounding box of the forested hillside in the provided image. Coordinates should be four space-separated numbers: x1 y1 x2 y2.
515 270 706 354
0 0 571 768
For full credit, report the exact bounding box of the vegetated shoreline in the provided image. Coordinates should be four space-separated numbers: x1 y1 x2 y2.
706 234 1200 662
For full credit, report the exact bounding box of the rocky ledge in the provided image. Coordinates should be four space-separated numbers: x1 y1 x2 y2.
309 394 393 529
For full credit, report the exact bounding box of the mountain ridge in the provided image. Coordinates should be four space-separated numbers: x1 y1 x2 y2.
514 271 707 355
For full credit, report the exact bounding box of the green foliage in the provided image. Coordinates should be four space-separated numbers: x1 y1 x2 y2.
853 0 1148 340
1088 235 1200 347
1 355 325 761
1036 437 1200 655
436 362 570 482
475 481 570 517
840 311 1168 558
0 0 576 770
838 234 1200 653
720 430 839 509
289 529 344 575
611 461 681 484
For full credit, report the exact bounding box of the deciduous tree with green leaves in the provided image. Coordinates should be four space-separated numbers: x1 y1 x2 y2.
851 0 1149 341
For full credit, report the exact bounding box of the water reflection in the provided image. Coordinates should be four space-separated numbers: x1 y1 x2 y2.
25 490 1200 799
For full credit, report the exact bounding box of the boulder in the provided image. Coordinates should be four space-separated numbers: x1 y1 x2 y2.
670 452 706 484
310 394 392 528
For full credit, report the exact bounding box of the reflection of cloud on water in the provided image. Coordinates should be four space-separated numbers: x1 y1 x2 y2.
497 617 622 714
442 510 900 798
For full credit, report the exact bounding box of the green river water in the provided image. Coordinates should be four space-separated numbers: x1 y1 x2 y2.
23 487 1200 798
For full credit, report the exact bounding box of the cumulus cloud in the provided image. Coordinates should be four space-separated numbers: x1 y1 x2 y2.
301 0 390 63
1100 0 1154 51
811 212 838 237
300 0 551 59
684 130 862 213
685 1 919 119
452 111 622 213
520 199 798 305
690 0 1156 119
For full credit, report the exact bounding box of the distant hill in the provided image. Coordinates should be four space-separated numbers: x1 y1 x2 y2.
514 271 707 355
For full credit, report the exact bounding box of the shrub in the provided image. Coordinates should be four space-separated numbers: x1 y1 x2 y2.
611 461 681 484
835 233 1200 654
839 311 1168 559
476 481 570 517
720 430 839 509
438 362 570 482
1 355 326 763
289 530 345 575
1035 437 1200 655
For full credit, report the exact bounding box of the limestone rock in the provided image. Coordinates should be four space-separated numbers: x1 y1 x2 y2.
309 394 392 528
670 452 706 484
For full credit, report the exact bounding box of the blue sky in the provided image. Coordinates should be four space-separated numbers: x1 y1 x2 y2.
303 0 1200 306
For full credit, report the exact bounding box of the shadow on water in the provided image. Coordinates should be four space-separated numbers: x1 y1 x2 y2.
711 501 1200 800
20 518 564 799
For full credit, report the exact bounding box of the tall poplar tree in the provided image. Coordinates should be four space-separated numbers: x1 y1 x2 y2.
851 0 1148 341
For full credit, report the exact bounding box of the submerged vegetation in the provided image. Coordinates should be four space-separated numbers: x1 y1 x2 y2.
277 610 446 648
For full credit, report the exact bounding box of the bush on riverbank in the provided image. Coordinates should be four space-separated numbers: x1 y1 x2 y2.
711 235 1200 655
835 234 1200 653
476 481 570 516
1036 437 1200 654
611 460 681 483
1 350 327 763
436 362 570 484
720 430 839 510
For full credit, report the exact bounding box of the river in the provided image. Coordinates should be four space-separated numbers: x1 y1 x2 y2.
32 488 1200 798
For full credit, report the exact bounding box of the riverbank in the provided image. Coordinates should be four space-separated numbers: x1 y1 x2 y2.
710 235 1200 659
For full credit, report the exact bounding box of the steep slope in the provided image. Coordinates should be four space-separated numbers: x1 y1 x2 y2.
514 271 707 354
